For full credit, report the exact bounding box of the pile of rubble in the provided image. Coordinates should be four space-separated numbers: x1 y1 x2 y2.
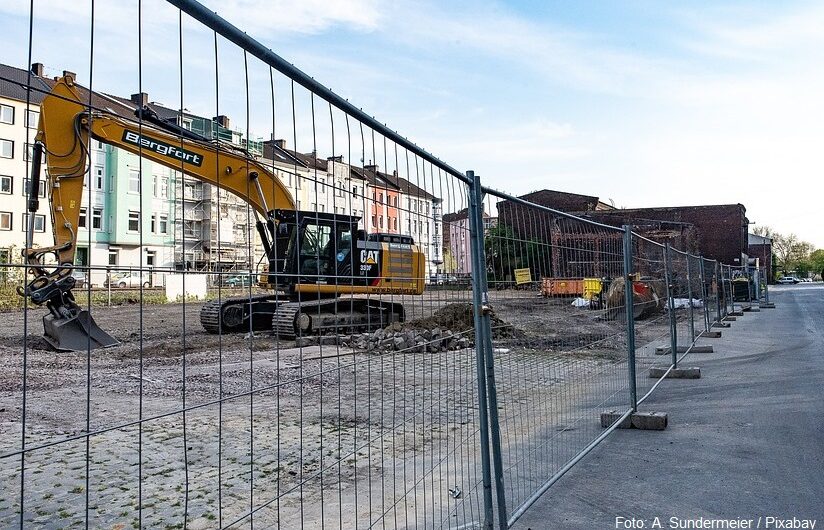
292 302 519 353
296 325 472 353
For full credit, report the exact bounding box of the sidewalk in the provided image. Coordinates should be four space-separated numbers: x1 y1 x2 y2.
513 285 824 529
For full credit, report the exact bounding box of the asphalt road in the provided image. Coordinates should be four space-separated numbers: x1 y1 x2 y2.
513 283 824 530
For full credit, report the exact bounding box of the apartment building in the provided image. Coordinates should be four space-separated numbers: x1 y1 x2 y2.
0 63 54 280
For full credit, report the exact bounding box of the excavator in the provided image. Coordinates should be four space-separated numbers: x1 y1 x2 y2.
22 75 425 351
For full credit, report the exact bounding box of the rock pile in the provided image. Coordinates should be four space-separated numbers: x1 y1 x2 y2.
296 325 472 353
292 303 519 352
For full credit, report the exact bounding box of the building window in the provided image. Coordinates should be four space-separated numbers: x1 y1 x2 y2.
152 175 158 197
108 250 118 266
95 166 104 190
0 212 11 230
352 185 358 197
319 204 325 213
22 214 46 233
78 207 87 228
128 211 140 232
0 105 13 125
0 139 12 159
24 109 38 129
146 250 156 267
24 143 34 161
393 217 397 230
150 214 157 233
371 215 376 227
379 216 383 228
160 177 168 198
92 208 102 229
23 178 46 198
128 169 140 193
0 176 11 194
159 214 168 234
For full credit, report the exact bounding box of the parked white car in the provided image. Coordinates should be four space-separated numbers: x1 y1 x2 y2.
777 276 799 285
104 271 151 288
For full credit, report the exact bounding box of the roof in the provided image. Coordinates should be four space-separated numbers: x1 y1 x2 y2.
515 189 604 213
0 64 52 104
748 233 772 245
350 165 395 188
40 77 139 120
580 203 747 217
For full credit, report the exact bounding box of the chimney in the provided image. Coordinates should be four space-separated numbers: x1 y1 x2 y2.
31 63 44 77
327 155 343 163
273 138 286 149
62 70 76 82
393 170 398 177
214 115 230 129
130 92 149 107
364 164 379 173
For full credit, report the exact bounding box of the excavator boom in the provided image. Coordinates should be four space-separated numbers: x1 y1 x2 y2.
25 76 295 350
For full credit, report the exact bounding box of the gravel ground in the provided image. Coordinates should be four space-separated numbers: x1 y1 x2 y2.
0 289 682 528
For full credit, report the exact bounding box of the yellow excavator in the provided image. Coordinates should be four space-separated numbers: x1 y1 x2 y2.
23 75 425 351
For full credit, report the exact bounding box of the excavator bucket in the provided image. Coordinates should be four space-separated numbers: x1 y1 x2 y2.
42 309 119 352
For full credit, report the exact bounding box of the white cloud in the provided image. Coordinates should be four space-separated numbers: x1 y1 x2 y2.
198 0 382 35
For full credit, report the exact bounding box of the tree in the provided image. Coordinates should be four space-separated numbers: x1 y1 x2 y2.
484 223 548 282
810 249 824 279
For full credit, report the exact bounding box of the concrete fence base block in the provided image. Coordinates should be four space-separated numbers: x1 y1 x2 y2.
730 311 744 316
745 307 760 312
759 303 776 309
699 330 722 338
655 345 713 355
649 366 701 379
712 322 731 328
600 410 632 429
631 412 668 430
600 410 668 430
723 316 737 321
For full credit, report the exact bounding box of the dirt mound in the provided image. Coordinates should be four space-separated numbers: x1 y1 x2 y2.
402 302 521 338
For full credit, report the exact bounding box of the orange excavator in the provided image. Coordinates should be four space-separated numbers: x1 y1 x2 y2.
22 75 425 351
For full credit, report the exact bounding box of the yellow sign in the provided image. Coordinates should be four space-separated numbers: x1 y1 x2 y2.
514 268 532 285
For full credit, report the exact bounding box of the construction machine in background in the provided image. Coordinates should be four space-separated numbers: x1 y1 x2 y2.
22 75 425 351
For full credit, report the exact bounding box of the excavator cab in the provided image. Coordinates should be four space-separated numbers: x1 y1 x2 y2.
268 210 364 291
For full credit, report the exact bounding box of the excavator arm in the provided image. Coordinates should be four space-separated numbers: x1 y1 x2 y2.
24 75 296 350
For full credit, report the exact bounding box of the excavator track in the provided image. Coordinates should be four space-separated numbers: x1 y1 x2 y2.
272 298 405 339
200 294 283 334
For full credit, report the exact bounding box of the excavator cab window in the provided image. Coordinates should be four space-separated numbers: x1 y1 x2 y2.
299 224 333 278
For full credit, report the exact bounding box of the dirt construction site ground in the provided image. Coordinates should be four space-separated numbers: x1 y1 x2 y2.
0 288 690 528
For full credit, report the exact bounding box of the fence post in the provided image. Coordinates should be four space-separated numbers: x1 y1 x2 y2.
466 170 496 530
715 261 722 322
763 267 770 305
685 256 695 342
664 243 678 368
473 174 508 530
622 225 638 411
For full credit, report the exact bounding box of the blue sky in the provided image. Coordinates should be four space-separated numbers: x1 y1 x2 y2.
2 0 822 246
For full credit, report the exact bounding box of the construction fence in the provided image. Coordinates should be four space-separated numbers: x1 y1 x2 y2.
0 1 770 529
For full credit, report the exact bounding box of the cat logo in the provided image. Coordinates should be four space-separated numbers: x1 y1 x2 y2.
360 249 379 265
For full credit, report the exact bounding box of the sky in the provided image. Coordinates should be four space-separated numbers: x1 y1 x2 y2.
1 0 822 246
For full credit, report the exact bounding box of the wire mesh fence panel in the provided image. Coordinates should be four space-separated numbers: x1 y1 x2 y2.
669 249 695 350
0 2 492 528
701 258 719 328
481 191 633 523
628 235 670 399
687 255 705 343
